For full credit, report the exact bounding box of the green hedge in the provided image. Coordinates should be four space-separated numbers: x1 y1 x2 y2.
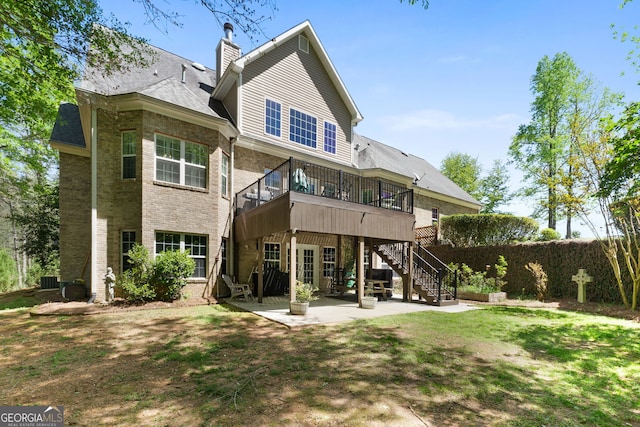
441 214 539 247
427 239 630 304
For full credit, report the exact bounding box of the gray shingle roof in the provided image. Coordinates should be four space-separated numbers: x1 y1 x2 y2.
77 45 223 118
50 103 85 148
355 134 480 206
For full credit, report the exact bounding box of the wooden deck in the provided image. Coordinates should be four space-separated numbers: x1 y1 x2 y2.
234 191 415 242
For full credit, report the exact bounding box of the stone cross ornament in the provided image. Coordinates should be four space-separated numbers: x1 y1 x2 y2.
571 269 592 304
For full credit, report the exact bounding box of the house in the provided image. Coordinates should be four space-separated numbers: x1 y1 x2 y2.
50 21 480 305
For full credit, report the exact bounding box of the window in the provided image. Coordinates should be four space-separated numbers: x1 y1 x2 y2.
221 238 227 276
155 232 180 253
323 122 336 154
221 153 229 197
323 247 336 278
298 35 309 53
185 235 207 278
155 134 207 188
265 99 281 137
121 231 136 272
264 243 281 270
289 108 317 148
122 131 136 179
155 232 207 278
432 208 439 225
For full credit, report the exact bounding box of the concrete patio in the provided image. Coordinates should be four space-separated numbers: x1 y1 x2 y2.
226 293 479 327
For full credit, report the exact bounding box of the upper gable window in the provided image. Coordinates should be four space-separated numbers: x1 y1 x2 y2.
265 99 281 137
289 108 317 148
122 131 136 179
323 122 337 155
155 134 207 189
298 35 309 53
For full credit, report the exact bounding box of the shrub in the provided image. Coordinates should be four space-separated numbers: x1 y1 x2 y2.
118 270 156 303
441 214 538 247
525 262 548 302
117 244 155 303
150 250 195 301
117 244 195 303
450 255 508 294
538 228 561 241
0 249 18 293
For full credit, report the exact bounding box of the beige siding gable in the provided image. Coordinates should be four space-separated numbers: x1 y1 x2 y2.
241 35 353 164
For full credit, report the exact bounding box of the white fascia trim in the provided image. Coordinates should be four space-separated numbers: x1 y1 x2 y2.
413 188 483 211
237 132 357 171
110 93 239 140
50 141 90 157
232 21 363 124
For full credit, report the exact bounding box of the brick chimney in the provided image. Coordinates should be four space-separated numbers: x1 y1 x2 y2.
216 22 241 82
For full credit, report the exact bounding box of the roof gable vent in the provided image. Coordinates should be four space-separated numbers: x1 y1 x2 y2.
298 35 309 54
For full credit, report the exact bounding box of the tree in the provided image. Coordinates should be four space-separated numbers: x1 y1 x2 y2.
12 182 59 269
478 159 512 214
440 154 512 213
572 108 640 310
509 52 581 231
440 152 482 200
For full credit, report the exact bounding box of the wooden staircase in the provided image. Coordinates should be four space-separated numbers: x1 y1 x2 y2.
374 242 458 306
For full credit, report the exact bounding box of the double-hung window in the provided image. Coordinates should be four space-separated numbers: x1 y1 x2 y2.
323 122 336 154
122 131 136 179
155 134 207 189
264 243 281 270
221 153 229 197
323 247 336 278
121 231 136 272
289 108 317 148
155 232 207 278
265 99 282 137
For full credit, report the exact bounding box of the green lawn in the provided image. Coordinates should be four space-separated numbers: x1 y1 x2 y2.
0 304 638 426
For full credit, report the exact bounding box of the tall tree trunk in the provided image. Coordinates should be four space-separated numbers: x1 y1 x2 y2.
8 201 23 288
566 211 572 239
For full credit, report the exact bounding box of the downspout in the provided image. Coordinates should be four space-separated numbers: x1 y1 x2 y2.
228 137 236 280
89 106 98 303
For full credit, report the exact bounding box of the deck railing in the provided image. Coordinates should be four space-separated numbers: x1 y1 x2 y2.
236 157 414 215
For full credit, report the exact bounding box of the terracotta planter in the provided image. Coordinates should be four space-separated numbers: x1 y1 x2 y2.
458 291 507 303
290 301 309 315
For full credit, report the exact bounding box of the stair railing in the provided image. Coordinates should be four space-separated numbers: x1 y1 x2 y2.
375 242 458 302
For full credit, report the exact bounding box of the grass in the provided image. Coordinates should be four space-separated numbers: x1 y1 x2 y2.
0 304 638 426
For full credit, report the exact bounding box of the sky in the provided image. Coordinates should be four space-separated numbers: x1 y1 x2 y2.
99 0 640 237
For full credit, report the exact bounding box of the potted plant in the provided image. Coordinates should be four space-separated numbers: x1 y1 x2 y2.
290 281 319 315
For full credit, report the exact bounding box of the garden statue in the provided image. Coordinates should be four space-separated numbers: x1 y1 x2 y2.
103 267 116 302
571 268 592 304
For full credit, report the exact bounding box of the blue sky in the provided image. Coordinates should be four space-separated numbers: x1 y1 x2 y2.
100 0 640 236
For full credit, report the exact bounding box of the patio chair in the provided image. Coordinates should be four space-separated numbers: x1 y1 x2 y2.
222 274 254 301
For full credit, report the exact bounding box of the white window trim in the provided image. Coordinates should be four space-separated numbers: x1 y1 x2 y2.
289 107 318 149
121 130 136 180
264 242 281 270
264 97 283 139
121 230 136 273
323 246 336 278
154 133 208 189
154 231 207 278
298 35 309 53
221 152 230 198
322 121 337 155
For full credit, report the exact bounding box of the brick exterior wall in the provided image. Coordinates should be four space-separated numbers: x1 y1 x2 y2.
59 105 233 301
59 153 91 284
